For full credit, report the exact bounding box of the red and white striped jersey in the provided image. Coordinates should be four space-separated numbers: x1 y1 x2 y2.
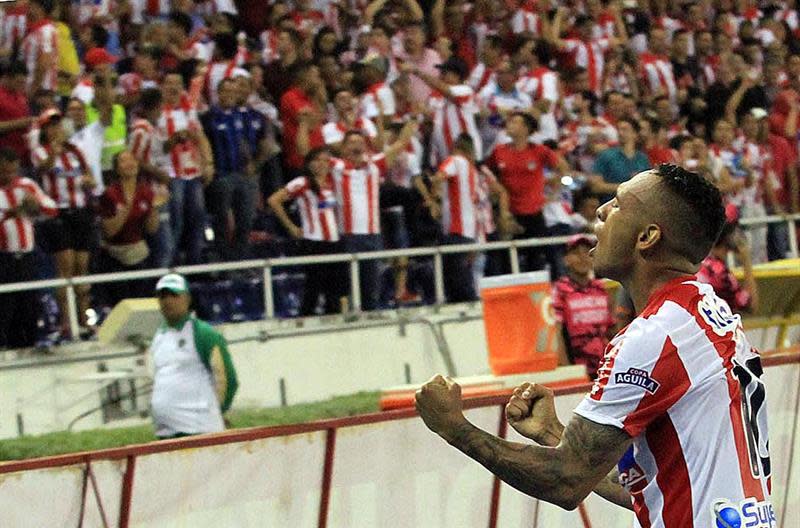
129 118 160 167
576 277 773 528
73 0 119 30
510 9 544 37
430 85 483 165
130 0 170 24
286 176 339 242
31 143 92 209
260 29 280 65
594 11 617 40
640 53 678 103
387 136 423 189
0 177 57 252
330 154 386 235
156 94 203 180
438 154 479 240
517 66 559 104
321 118 378 146
117 72 158 100
467 62 496 92
290 9 326 37
203 60 239 106
0 4 27 53
360 82 396 121
775 7 799 31
20 18 58 91
562 38 610 94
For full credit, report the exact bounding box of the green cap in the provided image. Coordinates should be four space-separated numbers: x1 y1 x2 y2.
155 273 189 294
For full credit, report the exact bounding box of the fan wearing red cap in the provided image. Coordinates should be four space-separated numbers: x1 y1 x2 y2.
550 233 614 380
71 48 118 105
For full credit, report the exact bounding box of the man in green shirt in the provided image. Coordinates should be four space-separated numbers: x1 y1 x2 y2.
149 274 239 439
590 118 651 203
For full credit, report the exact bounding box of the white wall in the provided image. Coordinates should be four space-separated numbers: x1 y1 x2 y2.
1 363 797 528
2 308 797 439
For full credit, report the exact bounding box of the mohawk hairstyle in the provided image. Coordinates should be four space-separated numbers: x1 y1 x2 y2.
654 164 726 264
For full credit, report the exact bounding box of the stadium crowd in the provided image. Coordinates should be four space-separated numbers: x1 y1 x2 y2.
0 0 798 349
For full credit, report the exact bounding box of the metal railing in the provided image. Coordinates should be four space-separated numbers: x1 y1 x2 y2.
0 214 797 342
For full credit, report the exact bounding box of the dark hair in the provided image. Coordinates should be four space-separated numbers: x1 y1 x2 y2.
580 90 599 116
31 0 54 13
509 111 538 133
214 32 239 60
669 134 694 151
533 40 553 66
279 27 302 48
0 61 28 77
0 147 19 163
453 133 474 154
169 11 194 36
617 117 640 134
139 88 163 113
484 34 503 51
90 25 109 48
654 164 726 263
303 147 330 196
313 26 342 57
288 61 315 84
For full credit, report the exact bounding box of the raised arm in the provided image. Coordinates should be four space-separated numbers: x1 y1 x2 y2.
505 382 634 510
415 375 632 510
384 120 420 165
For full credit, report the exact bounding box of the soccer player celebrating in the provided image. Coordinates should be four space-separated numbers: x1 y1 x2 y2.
416 164 774 526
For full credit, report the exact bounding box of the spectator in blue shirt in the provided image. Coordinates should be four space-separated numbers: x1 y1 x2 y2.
202 76 271 261
589 118 651 203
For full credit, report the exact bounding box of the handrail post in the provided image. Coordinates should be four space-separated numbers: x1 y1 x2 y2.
788 217 799 259
263 264 274 319
509 244 520 275
349 256 361 313
434 250 445 306
66 282 80 341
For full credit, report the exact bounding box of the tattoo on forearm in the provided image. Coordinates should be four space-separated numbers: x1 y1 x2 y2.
449 422 568 503
447 415 632 509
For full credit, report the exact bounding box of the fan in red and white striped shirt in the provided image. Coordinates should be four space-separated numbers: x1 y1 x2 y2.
0 3 26 57
551 7 627 95
0 151 57 253
322 89 379 150
639 28 678 105
435 146 480 241
19 2 57 92
402 57 482 165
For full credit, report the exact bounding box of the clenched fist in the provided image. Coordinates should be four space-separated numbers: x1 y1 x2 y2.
505 383 564 447
415 375 467 441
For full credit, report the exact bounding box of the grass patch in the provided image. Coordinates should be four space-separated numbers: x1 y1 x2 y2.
0 392 380 462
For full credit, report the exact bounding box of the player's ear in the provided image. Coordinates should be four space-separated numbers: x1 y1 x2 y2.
636 224 661 251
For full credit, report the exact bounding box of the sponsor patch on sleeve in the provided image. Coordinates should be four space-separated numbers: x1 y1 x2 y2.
614 367 660 394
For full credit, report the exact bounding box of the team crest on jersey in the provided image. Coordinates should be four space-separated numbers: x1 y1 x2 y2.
527 161 537 171
711 498 776 528
614 367 660 394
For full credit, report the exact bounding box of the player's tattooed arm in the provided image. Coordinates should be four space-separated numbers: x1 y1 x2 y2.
446 415 632 510
594 468 634 510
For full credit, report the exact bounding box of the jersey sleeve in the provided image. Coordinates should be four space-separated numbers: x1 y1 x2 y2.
438 156 459 178
285 176 308 198
449 84 475 106
21 178 57 216
574 316 691 437
541 72 559 102
539 144 560 168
